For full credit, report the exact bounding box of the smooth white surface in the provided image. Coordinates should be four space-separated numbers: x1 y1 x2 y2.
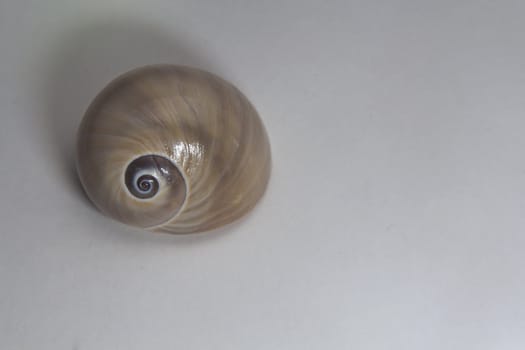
1 1 525 348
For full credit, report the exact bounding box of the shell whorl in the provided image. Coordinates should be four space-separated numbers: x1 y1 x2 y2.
76 65 271 234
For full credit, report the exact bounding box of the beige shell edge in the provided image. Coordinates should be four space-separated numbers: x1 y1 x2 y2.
76 65 271 234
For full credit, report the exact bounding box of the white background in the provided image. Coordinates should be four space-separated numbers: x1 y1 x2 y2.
1 1 525 349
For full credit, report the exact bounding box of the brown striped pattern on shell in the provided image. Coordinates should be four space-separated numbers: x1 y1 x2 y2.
76 65 271 234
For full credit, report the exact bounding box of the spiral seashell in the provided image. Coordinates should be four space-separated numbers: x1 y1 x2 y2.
76 65 271 234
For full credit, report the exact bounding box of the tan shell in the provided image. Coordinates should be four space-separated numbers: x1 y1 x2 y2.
76 65 271 234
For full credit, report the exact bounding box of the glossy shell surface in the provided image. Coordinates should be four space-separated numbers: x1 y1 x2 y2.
77 65 271 233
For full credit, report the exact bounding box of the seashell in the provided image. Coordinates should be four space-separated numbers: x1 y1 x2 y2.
76 65 271 234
